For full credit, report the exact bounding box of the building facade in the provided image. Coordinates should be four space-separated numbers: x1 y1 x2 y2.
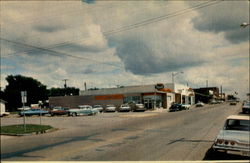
49 83 195 109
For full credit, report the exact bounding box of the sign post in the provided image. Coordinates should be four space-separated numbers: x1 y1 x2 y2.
21 91 27 132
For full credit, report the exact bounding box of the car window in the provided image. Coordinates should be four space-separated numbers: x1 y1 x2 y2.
225 119 250 131
243 103 250 106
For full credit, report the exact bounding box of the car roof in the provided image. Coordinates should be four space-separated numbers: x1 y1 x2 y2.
227 115 250 121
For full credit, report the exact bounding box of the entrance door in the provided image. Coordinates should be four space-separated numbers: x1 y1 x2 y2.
143 98 154 109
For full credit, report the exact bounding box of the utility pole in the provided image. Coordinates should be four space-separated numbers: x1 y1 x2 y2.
221 85 223 100
206 80 208 88
62 79 68 88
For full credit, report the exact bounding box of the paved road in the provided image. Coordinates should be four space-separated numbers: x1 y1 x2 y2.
1 103 247 161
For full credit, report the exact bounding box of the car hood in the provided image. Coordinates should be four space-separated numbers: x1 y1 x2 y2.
216 130 250 143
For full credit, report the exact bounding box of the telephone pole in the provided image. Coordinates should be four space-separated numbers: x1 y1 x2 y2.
62 79 68 88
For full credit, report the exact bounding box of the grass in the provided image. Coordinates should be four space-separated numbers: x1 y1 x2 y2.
0 124 53 134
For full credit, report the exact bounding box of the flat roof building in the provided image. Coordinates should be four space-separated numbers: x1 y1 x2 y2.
49 83 195 110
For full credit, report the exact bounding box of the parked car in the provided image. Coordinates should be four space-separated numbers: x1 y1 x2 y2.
242 102 250 114
104 105 116 112
132 103 146 112
118 104 131 112
68 105 98 116
210 100 218 104
213 115 250 157
196 102 204 107
92 105 104 113
17 106 31 111
230 101 237 105
181 104 190 110
169 103 186 112
19 109 49 116
50 106 69 116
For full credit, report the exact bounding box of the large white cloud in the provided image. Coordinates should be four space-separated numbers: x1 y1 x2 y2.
1 1 249 98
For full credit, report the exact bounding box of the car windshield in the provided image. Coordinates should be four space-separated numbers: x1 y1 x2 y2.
93 105 101 108
243 103 250 107
225 119 250 131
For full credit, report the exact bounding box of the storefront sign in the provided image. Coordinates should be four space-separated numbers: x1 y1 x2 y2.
95 94 124 100
155 83 164 90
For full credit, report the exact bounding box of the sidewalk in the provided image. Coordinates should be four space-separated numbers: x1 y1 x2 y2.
148 107 168 113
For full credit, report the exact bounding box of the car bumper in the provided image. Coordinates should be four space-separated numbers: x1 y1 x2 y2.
213 145 250 156
119 108 130 111
105 109 116 112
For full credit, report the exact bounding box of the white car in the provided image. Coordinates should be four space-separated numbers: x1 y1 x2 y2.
181 104 191 110
104 105 116 112
68 105 98 116
93 105 104 113
196 102 204 107
119 104 131 112
134 103 146 111
213 115 250 157
17 106 31 111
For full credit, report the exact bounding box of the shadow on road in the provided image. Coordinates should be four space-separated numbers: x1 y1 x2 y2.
203 146 250 160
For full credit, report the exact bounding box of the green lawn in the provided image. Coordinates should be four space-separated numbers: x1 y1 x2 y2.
0 124 53 134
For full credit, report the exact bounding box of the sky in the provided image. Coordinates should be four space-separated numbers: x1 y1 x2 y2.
0 0 249 99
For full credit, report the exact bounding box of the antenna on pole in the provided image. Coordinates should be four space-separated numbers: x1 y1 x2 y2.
62 79 69 88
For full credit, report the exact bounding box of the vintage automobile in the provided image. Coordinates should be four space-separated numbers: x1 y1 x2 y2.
50 106 69 116
196 102 204 107
169 103 186 112
133 103 146 112
118 104 131 112
92 105 104 113
242 102 250 114
230 101 237 105
68 105 98 116
212 115 250 157
19 109 49 116
210 100 218 104
104 105 116 112
182 104 190 110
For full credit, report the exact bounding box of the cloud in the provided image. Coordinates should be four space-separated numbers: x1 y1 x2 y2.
34 25 65 33
114 38 204 75
192 1 249 43
0 1 249 99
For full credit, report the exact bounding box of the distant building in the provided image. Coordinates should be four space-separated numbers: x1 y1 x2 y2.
193 87 220 103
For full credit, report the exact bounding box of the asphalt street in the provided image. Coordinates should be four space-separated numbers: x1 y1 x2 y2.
1 102 248 161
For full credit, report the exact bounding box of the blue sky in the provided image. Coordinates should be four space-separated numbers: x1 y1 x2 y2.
0 1 249 99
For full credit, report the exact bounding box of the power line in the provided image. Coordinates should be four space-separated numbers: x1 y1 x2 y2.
103 1 223 36
1 1 222 57
1 1 223 69
0 37 124 69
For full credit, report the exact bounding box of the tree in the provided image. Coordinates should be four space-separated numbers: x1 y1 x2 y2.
47 87 79 97
4 75 47 111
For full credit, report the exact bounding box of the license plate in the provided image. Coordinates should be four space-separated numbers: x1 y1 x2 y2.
242 151 250 157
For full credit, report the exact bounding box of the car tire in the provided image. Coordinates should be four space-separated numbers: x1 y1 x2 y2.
72 112 77 117
51 113 54 116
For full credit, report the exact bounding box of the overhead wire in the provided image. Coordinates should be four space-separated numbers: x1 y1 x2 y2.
1 3 158 56
1 1 224 70
103 0 223 36
0 37 124 69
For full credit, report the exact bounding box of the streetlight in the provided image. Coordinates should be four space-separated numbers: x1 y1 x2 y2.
172 71 184 83
240 22 250 28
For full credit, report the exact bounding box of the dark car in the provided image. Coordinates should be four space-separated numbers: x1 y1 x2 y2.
169 103 185 112
242 102 250 114
50 107 69 116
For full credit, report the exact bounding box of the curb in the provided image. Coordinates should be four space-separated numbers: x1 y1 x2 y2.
0 128 58 136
